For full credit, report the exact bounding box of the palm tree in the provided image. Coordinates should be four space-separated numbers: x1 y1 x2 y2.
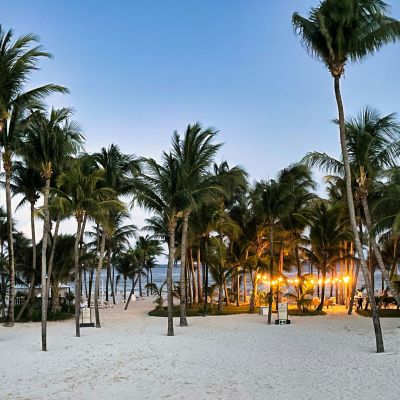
303 201 351 311
0 25 68 326
23 108 82 351
305 107 400 307
57 158 121 337
251 177 291 324
170 123 222 326
292 0 400 353
135 153 186 336
10 161 43 320
93 144 139 300
208 236 231 312
49 235 75 312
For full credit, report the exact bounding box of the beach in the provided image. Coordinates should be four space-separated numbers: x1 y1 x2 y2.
1 300 399 400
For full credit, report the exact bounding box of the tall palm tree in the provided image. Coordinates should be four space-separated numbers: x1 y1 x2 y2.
93 144 139 300
57 158 121 337
23 108 82 351
135 153 186 336
303 201 351 311
292 0 400 352
251 177 292 324
10 161 43 320
171 123 222 326
0 25 68 326
305 107 400 307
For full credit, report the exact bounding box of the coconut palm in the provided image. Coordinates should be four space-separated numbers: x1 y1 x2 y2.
170 123 222 326
56 157 122 336
8 161 43 320
302 201 351 311
292 0 400 352
23 107 82 350
305 107 400 307
0 26 68 326
135 153 186 336
251 176 292 324
93 144 139 300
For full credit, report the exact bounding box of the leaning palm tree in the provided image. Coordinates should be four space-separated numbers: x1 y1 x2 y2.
23 108 82 351
292 0 400 353
0 25 68 326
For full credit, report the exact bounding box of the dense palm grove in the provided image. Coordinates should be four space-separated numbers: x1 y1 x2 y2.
1 0 400 353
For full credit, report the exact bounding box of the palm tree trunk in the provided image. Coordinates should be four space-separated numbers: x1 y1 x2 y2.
390 237 398 280
88 268 94 308
123 277 127 301
317 269 327 312
218 284 224 312
197 247 203 302
361 195 400 305
74 216 83 337
167 217 177 336
124 275 139 310
267 224 274 325
40 177 51 350
48 213 61 312
243 271 247 303
334 75 384 352
107 248 116 304
189 248 197 305
5 165 15 327
94 232 106 328
179 210 189 326
249 268 257 312
16 200 37 321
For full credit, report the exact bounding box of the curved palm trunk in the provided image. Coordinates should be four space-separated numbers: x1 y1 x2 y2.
94 232 107 327
40 177 51 350
74 216 83 337
16 200 37 321
124 275 139 310
167 217 177 336
334 76 384 352
5 166 15 327
361 195 400 306
179 210 189 327
48 214 61 312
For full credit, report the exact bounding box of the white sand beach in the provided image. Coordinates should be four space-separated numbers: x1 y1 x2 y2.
1 301 399 400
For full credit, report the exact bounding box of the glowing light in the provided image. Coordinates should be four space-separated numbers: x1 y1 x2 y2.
294 278 299 285
334 278 339 282
310 279 315 285
343 276 350 283
278 277 283 282
325 278 331 284
317 279 323 285
257 274 261 280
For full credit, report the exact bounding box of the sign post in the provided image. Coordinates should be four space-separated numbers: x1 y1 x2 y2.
80 307 95 327
275 302 290 325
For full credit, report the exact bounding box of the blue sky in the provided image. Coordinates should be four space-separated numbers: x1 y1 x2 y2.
2 0 400 237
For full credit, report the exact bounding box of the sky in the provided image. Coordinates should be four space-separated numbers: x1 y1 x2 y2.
2 0 400 245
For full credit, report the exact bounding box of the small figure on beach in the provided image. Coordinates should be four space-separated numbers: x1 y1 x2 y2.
356 289 363 310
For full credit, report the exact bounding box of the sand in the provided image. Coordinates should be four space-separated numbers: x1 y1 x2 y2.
0 300 399 400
